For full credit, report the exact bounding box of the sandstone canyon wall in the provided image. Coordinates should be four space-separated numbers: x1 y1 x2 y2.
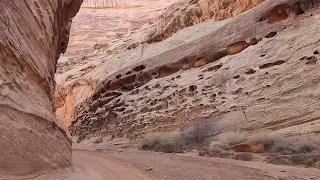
146 0 265 43
55 0 263 129
69 0 320 144
55 0 182 128
0 0 81 177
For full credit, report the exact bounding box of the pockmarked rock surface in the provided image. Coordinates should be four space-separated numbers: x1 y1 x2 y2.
147 0 265 43
55 0 182 128
55 0 264 129
68 0 320 144
0 0 81 177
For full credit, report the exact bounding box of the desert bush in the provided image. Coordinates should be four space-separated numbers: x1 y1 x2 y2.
93 43 104 50
139 119 217 153
208 143 226 156
250 134 315 155
199 144 233 158
139 131 186 153
217 130 249 147
181 118 217 144
234 153 254 161
206 130 249 157
208 131 316 155
65 74 73 81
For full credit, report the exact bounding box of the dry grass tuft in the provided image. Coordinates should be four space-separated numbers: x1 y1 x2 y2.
209 131 319 155
139 131 186 153
250 134 316 155
217 130 249 147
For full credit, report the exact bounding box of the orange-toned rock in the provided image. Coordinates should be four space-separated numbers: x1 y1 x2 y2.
230 141 264 153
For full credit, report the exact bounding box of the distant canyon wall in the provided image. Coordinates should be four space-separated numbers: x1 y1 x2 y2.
82 0 128 8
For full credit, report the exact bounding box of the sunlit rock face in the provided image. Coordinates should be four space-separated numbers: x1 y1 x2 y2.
0 0 82 177
55 0 182 128
63 0 183 58
69 0 320 144
147 0 265 43
55 0 262 129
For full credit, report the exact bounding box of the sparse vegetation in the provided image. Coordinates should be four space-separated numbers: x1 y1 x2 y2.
65 74 73 81
216 130 249 147
93 43 105 50
208 131 319 155
80 55 88 60
139 118 216 153
234 153 254 161
139 131 186 153
249 134 316 155
140 123 319 161
182 118 217 144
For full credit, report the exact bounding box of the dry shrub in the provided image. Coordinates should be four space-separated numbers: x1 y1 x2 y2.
199 145 233 158
217 130 249 147
205 130 249 158
208 131 317 155
249 133 316 155
267 154 320 167
139 119 218 153
139 131 186 153
182 118 217 144
234 153 254 161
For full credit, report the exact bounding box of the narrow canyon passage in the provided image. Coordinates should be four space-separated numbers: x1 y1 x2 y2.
2 0 320 179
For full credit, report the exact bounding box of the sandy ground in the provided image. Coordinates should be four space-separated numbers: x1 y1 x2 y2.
28 147 320 180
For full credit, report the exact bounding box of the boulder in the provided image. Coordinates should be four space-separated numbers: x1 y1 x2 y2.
230 141 264 153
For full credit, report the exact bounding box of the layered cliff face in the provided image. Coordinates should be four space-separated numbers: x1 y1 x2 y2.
69 0 320 144
0 0 81 177
55 0 182 128
146 0 265 43
62 0 182 58
55 0 264 128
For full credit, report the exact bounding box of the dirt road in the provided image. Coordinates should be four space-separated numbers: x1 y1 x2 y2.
34 150 149 180
30 148 320 180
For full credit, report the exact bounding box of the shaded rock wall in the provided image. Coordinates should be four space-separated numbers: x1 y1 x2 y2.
0 0 82 177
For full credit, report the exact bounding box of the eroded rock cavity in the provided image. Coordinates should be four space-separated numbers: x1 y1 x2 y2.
70 0 320 144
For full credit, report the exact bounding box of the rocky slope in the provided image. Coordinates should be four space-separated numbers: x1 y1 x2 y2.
0 0 81 177
68 0 320 144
